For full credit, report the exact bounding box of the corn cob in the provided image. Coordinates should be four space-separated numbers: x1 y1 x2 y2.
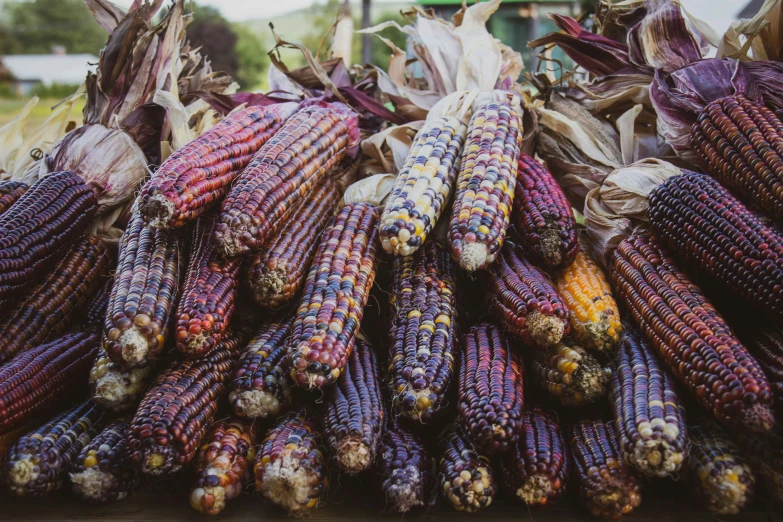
215 103 358 257
139 106 293 228
245 178 341 308
127 333 241 476
388 239 457 423
0 331 98 432
692 93 783 222
230 317 294 419
457 323 524 454
734 425 783 502
377 412 433 513
611 230 776 432
570 420 642 520
83 276 113 332
437 423 495 512
104 211 182 368
70 418 138 504
189 418 256 515
287 202 380 389
0 419 39 460
499 407 568 506
514 154 577 269
610 326 687 478
254 409 328 514
530 341 610 407
176 212 242 358
649 170 783 319
0 180 27 215
489 242 570 347
380 117 468 256
4 400 107 496
324 335 383 474
554 238 621 353
0 171 97 311
89 349 153 412
736 325 783 404
448 101 520 271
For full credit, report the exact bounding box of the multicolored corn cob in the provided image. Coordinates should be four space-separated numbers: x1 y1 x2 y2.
215 102 358 257
254 409 328 514
733 425 783 502
379 117 468 256
457 324 524 454
554 238 621 353
0 419 39 460
4 400 106 496
489 242 570 347
610 326 687 478
0 171 97 311
692 93 783 222
0 180 27 215
89 349 153 412
82 276 113 332
388 239 457 422
530 341 610 407
287 202 380 389
230 317 294 419
0 234 110 363
104 211 182 368
649 170 783 319
499 407 568 506
437 423 495 512
176 212 242 358
189 418 257 515
514 154 577 269
0 331 98 432
611 230 776 432
735 324 783 404
139 105 295 228
70 418 138 504
127 333 241 476
324 335 384 474
570 420 642 520
686 420 755 514
448 101 520 271
245 178 341 308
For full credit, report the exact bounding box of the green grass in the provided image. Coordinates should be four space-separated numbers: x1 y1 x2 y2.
0 97 85 133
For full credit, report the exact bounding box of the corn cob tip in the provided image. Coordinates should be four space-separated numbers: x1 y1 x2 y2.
632 439 685 477
382 465 426 513
140 447 178 476
141 194 176 229
516 475 553 506
230 390 281 419
117 327 152 366
742 403 775 433
394 386 437 422
456 242 490 272
261 455 318 513
93 373 134 408
702 475 751 515
251 269 287 306
527 310 566 348
541 229 564 267
8 458 36 488
190 486 227 515
335 437 372 474
70 468 126 503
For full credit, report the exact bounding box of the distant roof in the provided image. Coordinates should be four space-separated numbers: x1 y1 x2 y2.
738 0 764 18
0 54 97 85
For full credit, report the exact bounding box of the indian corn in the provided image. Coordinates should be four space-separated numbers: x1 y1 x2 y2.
89 349 153 412
530 341 610 407
733 425 783 503
83 277 113 332
437 423 495 512
0 180 27 215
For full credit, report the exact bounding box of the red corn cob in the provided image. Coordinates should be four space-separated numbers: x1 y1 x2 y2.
499 407 569 506
611 230 775 432
735 324 783 405
733 425 783 503
457 323 524 454
0 180 27 215
437 423 496 512
82 276 113 332
489 242 570 347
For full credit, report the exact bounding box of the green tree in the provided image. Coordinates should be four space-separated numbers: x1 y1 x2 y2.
186 3 239 78
233 24 268 90
4 0 108 54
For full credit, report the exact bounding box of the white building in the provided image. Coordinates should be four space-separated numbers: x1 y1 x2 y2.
0 53 97 95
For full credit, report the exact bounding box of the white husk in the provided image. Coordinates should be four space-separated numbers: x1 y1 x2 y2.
360 121 425 177
342 174 396 207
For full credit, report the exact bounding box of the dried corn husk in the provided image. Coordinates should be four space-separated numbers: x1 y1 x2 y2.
342 173 396 207
360 121 425 178
718 0 783 61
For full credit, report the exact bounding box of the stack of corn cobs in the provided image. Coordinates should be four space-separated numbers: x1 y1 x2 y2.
0 0 783 520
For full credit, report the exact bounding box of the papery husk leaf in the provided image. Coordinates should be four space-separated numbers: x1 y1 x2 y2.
343 173 396 206
565 72 651 115
360 121 425 177
594 0 648 42
584 187 634 268
718 0 783 60
496 41 524 90
0 97 37 175
333 3 354 67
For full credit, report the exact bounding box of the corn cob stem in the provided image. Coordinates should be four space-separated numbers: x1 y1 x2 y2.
437 423 495 512
530 341 610 406
89 349 153 412
0 180 27 215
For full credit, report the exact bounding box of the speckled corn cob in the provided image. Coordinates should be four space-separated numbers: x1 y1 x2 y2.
458 323 524 454
554 237 621 353
570 420 642 520
692 93 783 222
499 407 568 506
176 212 242 358
0 171 97 311
4 400 107 496
324 335 384 474
737 324 783 404
733 425 783 502
490 242 570 347
380 117 468 256
254 409 328 514
215 103 358 257
686 420 755 514
230 316 294 419
70 418 138 504
448 102 520 271
287 202 380 389
610 325 687 478
611 230 775 432
189 418 256 515
0 420 39 460
83 277 113 332
104 211 182 368
649 170 783 319
388 239 457 422
514 154 577 269
0 180 27 215
127 333 242 476
437 423 495 512
140 106 291 228
89 349 153 412
245 178 341 308
530 341 610 407
0 331 98 432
